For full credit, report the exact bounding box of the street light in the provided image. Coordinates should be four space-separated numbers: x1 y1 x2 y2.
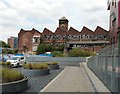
0 41 4 62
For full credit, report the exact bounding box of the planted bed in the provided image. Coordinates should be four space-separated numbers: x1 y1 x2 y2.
47 62 59 70
0 68 28 93
23 63 50 77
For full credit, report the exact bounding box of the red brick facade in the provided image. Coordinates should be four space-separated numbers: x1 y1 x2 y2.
18 28 41 53
18 16 109 53
107 0 120 44
42 28 53 44
8 37 14 48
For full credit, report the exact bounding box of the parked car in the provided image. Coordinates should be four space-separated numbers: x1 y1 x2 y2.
6 56 26 67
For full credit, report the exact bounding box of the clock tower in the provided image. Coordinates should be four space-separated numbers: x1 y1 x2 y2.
59 16 69 31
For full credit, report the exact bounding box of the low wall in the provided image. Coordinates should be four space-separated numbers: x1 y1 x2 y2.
1 77 28 93
23 69 50 77
25 56 86 66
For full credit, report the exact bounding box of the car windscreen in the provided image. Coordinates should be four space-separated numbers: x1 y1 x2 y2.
11 57 19 60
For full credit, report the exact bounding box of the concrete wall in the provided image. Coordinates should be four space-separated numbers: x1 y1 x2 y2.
25 56 86 66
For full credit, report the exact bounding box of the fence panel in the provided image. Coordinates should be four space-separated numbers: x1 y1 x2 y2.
87 45 119 92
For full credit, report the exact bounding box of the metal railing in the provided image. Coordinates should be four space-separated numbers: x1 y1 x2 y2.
87 44 120 92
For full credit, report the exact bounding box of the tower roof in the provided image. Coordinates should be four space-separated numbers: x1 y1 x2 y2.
59 16 68 21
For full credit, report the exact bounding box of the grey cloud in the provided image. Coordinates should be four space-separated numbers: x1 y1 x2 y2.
0 0 109 42
87 6 104 12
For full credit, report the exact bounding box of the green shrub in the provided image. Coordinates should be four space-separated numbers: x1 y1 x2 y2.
23 63 48 69
0 62 11 66
56 44 65 51
36 44 55 54
52 51 64 57
0 68 24 83
32 63 48 69
47 62 58 65
68 48 95 57
0 62 5 65
23 63 32 69
5 62 10 65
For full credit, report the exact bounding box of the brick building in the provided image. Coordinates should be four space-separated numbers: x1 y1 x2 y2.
81 26 94 41
94 26 109 41
18 16 109 53
54 27 68 45
42 28 53 44
18 28 41 53
8 36 18 49
67 27 80 41
107 0 120 44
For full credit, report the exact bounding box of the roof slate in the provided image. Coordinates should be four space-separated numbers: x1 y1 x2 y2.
68 27 80 35
59 16 68 20
54 28 68 35
31 28 41 34
94 26 108 34
42 28 53 35
81 26 93 34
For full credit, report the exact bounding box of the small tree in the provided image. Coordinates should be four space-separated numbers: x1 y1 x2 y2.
37 43 56 54
45 44 54 52
0 41 10 48
14 49 18 54
36 44 46 54
57 44 65 51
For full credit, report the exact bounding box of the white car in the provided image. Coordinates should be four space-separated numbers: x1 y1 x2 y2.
6 56 26 67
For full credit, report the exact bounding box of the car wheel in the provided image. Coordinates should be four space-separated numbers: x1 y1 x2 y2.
17 63 19 67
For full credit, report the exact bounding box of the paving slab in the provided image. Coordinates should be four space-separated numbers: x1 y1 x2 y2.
82 62 110 92
40 66 94 92
39 62 111 93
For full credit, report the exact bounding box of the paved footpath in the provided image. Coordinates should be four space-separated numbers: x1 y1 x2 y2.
39 62 110 93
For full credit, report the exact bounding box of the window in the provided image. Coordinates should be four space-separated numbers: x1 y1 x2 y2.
112 18 116 26
115 0 116 8
112 0 114 6
20 57 24 60
35 38 38 43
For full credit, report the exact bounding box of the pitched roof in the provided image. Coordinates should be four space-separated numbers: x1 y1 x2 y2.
54 27 68 35
20 28 31 32
18 29 24 36
31 28 41 34
81 26 93 34
94 26 108 34
19 28 30 35
68 27 80 35
42 28 53 35
19 28 41 36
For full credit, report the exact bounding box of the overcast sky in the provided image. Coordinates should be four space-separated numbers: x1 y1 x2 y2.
0 0 109 43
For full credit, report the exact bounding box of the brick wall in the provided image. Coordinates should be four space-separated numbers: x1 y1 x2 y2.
8 37 14 48
18 29 41 53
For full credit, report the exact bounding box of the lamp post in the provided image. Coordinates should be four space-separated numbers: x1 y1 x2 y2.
0 41 4 62
1 48 4 62
118 27 120 91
